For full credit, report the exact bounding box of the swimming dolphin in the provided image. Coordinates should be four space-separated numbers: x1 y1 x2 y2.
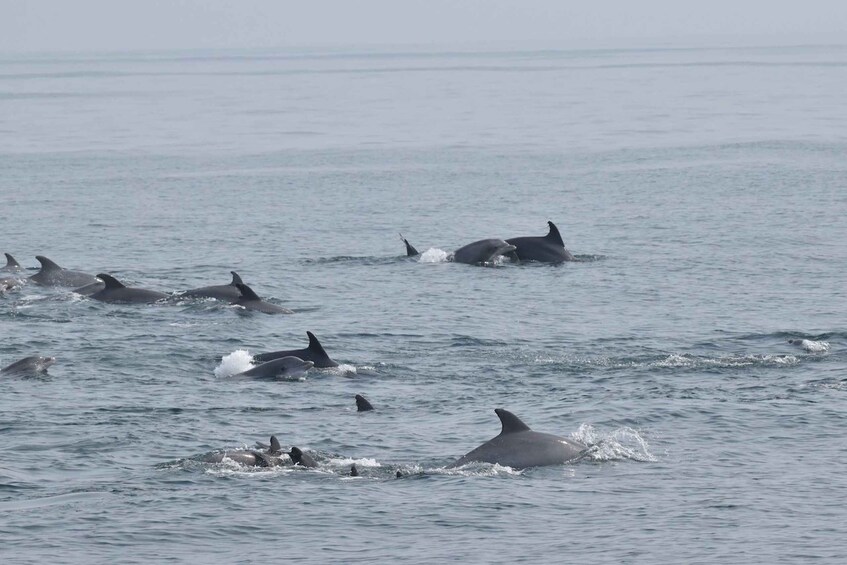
202 435 285 467
232 283 293 314
252 331 338 368
2 253 22 272
355 394 374 412
90 274 168 304
506 221 575 263
1 355 56 376
29 256 99 287
350 464 359 477
1 276 24 292
452 239 517 265
449 408 586 469
183 271 244 301
289 446 318 468
399 233 419 257
232 356 314 380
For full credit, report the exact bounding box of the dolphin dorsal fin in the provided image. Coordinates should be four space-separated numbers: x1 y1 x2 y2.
399 233 419 256
235 283 261 301
229 271 243 285
97 274 125 289
4 253 20 269
35 256 61 271
495 409 531 435
545 221 565 247
306 331 330 358
269 435 281 453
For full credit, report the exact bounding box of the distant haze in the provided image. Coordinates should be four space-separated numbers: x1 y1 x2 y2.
2 0 847 53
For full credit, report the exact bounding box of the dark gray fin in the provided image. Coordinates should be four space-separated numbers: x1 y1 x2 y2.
355 394 374 412
306 331 331 360
495 408 532 435
235 283 261 301
229 271 243 286
289 446 303 464
396 470 403 478
350 464 359 477
545 221 565 247
4 253 20 269
269 435 281 454
96 274 125 289
35 255 61 271
399 233 419 256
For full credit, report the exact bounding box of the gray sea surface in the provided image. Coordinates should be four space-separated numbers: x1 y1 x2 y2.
1 43 846 563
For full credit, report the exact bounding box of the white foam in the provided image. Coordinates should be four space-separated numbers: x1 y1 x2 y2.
214 349 254 377
796 339 830 353
574 424 657 462
418 248 450 263
327 457 381 467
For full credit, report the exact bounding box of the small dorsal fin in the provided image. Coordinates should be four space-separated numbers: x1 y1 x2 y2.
269 435 281 454
4 253 20 269
545 221 565 247
235 283 261 301
399 233 419 256
355 394 374 412
97 274 125 289
35 256 61 271
350 463 359 477
229 271 243 285
495 408 531 435
306 331 330 358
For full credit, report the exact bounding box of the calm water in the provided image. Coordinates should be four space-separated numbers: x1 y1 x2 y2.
1 43 846 563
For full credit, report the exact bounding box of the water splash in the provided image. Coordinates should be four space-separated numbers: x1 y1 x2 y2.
214 349 254 377
574 424 657 462
789 339 830 353
418 248 450 263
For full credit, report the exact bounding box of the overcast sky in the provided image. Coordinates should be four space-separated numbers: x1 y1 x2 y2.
2 0 847 53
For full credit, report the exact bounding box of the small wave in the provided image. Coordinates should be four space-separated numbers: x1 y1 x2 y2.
326 456 381 467
653 353 799 369
418 248 450 263
214 349 254 377
574 424 656 462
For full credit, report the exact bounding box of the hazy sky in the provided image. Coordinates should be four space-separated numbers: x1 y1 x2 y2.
2 0 847 53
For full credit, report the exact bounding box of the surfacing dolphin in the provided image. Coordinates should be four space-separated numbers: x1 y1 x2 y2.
1 355 56 376
90 274 168 304
2 253 22 272
449 408 586 470
453 239 517 265
506 221 575 263
202 435 285 467
289 446 318 468
252 331 338 368
355 394 374 412
29 256 99 287
183 271 244 301
232 356 314 380
233 283 293 314
399 233 419 257
1 276 24 292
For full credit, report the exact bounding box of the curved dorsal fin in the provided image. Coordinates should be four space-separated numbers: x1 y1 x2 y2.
495 408 531 435
399 233 419 256
545 221 565 247
235 283 261 301
35 256 61 271
97 274 125 289
4 253 20 269
229 271 243 285
355 394 374 412
306 331 330 358
269 435 281 453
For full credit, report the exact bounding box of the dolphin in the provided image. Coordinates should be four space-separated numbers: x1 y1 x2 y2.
1 276 24 292
449 408 586 470
289 446 318 468
2 253 22 272
506 221 575 263
232 356 314 380
29 256 99 287
399 233 419 257
1 355 56 376
202 435 285 467
452 239 517 265
183 271 244 301
350 464 359 477
355 394 374 412
233 283 293 314
252 331 338 368
89 274 168 304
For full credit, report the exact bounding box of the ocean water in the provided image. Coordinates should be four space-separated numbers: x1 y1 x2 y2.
1 43 846 563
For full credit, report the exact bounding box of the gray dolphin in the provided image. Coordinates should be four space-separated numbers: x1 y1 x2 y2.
355 394 374 412
2 253 22 272
183 271 244 301
233 283 293 314
252 331 338 368
90 274 168 304
29 256 99 287
289 446 318 468
232 356 314 380
399 233 419 257
449 408 586 469
1 275 24 292
1 355 56 376
507 221 575 263
452 239 517 265
202 435 285 467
